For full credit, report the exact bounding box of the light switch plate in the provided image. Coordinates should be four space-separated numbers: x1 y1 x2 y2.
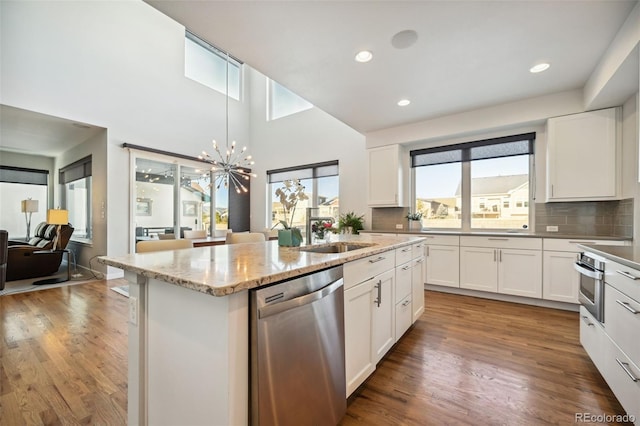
129 296 138 325
395 224 403 229
546 225 559 232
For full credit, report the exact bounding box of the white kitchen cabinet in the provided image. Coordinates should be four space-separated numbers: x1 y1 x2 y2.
411 257 425 323
542 239 629 304
371 269 395 363
546 107 620 201
579 306 606 375
344 278 376 396
423 235 460 288
604 284 640 368
395 294 412 340
367 145 407 207
460 237 542 298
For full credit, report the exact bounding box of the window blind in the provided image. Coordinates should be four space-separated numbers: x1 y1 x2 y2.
0 166 49 185
59 155 92 184
411 133 535 167
267 160 339 183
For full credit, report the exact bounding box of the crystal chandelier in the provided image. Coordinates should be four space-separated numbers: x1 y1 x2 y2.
198 50 255 193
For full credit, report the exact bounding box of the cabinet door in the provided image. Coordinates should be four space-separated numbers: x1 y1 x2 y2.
547 108 618 201
395 262 412 303
460 247 497 292
604 284 640 368
498 249 542 298
579 307 606 375
542 251 580 303
412 257 425 323
395 294 412 342
344 279 375 396
426 244 460 287
372 269 395 364
368 145 404 206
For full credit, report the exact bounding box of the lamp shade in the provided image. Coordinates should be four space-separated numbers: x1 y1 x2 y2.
21 199 39 213
46 209 69 225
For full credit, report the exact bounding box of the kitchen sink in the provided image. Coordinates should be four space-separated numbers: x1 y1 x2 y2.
298 242 377 254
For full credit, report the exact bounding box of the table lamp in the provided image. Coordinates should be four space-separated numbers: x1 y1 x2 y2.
21 199 39 239
47 208 68 251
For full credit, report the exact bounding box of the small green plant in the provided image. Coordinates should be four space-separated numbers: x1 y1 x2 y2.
338 211 365 234
406 211 423 221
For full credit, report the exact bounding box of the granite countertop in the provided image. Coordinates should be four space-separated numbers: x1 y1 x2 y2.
98 234 423 297
578 244 640 270
361 229 631 241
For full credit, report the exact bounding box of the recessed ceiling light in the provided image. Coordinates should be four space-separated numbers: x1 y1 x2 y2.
355 50 373 63
530 63 550 73
397 99 411 107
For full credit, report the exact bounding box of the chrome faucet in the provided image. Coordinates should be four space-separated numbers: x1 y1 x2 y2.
306 207 335 245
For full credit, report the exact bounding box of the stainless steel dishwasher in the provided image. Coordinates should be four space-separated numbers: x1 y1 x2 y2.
250 265 346 425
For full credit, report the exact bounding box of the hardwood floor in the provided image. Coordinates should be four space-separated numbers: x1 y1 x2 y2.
0 283 630 425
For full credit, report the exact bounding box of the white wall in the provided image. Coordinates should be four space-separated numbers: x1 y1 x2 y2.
1 1 250 261
247 68 368 232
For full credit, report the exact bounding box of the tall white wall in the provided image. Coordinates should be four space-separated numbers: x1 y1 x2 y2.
1 1 250 261
247 68 367 232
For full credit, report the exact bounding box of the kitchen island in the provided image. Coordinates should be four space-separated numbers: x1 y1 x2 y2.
99 234 423 426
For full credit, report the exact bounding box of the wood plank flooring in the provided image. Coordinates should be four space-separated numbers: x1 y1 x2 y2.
0 282 630 425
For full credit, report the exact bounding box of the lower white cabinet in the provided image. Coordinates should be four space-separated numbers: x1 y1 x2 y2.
460 247 498 292
498 249 542 298
605 338 640 423
344 278 376 396
395 294 412 339
426 245 460 287
412 257 425 322
372 269 395 364
542 251 580 303
579 306 606 373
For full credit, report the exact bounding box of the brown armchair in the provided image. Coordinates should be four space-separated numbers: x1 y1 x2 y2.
6 222 74 281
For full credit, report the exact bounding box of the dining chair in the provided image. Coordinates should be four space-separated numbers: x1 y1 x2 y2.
136 239 194 253
183 230 207 239
225 232 266 244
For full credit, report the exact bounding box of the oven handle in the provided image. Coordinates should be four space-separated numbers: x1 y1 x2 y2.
574 262 603 280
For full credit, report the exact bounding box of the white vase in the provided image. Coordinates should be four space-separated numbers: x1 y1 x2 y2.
410 221 422 231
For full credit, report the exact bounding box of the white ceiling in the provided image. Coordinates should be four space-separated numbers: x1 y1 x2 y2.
0 105 104 157
147 0 639 134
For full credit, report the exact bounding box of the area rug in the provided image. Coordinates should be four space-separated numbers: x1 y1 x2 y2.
110 285 129 297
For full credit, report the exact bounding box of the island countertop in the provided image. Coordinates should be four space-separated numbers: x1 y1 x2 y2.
98 234 424 297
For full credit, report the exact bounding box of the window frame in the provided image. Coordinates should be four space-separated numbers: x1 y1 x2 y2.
411 133 535 232
60 156 93 243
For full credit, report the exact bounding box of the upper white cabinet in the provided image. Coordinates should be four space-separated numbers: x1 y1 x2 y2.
546 107 620 201
368 145 407 207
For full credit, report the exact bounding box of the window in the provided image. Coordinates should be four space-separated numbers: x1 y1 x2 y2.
268 79 313 121
0 166 49 238
412 133 534 231
267 161 339 236
185 31 241 100
60 156 92 241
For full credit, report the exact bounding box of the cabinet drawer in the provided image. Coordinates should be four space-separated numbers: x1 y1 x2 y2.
422 234 460 246
396 245 414 265
460 236 541 250
395 294 412 342
604 335 640 422
543 238 628 252
395 262 412 303
604 284 640 367
604 259 640 302
580 306 606 375
344 252 395 289
412 241 426 259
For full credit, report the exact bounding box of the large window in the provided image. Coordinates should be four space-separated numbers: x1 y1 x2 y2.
0 166 49 238
268 79 313 121
267 161 339 236
412 133 534 231
60 156 92 241
185 31 241 100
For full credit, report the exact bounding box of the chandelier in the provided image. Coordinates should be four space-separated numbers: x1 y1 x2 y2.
198 50 255 194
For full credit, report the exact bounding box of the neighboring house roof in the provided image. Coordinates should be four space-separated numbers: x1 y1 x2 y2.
454 174 528 197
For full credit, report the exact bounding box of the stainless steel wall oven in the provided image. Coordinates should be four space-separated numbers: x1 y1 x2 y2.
575 252 605 322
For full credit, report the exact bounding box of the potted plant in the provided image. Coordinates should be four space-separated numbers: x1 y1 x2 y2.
338 211 365 235
274 179 308 246
406 211 423 231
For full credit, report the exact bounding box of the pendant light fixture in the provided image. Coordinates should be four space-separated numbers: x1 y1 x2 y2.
199 50 256 193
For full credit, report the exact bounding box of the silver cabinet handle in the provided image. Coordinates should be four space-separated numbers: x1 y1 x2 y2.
569 241 596 245
616 300 639 315
424 236 435 239
374 280 382 307
402 248 411 252
616 358 639 382
488 238 508 241
402 265 411 271
416 258 424 264
369 256 386 264
551 184 554 197
616 270 639 280
402 299 411 307
493 250 497 262
499 249 502 262
581 315 594 326
426 246 429 257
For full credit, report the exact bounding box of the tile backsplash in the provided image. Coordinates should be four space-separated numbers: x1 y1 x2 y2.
371 199 633 238
534 199 633 238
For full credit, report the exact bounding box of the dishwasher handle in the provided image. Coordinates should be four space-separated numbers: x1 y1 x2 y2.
258 278 343 319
